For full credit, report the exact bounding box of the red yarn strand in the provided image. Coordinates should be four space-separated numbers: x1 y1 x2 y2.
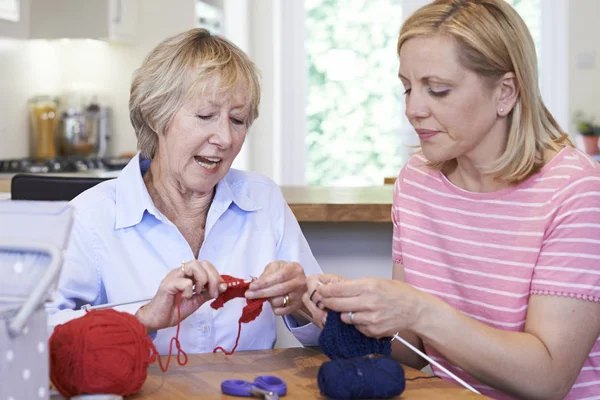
150 292 188 372
213 320 243 355
210 275 267 354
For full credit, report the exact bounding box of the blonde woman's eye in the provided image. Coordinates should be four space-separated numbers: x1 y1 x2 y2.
230 117 245 125
197 115 213 120
429 88 450 98
403 88 411 96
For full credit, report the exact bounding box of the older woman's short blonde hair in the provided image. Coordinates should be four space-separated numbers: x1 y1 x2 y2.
129 28 261 160
398 0 572 184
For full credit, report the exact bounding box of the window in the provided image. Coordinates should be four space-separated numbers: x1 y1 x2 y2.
305 0 408 186
506 0 542 83
301 0 564 187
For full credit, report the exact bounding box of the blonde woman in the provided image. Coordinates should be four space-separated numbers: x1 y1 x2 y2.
307 1 600 399
47 29 322 354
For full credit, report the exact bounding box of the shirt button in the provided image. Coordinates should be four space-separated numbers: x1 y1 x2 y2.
202 325 210 332
13 262 23 274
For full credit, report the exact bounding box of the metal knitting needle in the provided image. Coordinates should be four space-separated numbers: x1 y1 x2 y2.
296 308 318 325
391 334 480 394
314 280 481 394
81 279 253 311
81 298 152 311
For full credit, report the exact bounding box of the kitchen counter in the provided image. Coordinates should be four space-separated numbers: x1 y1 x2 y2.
1 176 393 223
281 186 392 222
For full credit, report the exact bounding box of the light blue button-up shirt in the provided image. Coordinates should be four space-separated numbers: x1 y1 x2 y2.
46 153 322 354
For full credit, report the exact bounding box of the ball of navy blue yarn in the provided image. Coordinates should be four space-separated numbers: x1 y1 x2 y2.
319 310 391 359
318 356 405 399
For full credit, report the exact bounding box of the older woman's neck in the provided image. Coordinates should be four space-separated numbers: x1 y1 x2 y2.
143 164 213 224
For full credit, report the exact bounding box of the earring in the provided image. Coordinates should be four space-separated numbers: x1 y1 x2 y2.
499 108 504 114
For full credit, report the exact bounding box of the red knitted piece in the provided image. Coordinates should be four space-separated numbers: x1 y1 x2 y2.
210 274 267 354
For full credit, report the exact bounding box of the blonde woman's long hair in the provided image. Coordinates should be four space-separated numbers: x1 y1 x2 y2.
398 0 572 184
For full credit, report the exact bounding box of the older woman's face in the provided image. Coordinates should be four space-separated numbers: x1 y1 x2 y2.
399 34 503 164
157 88 249 195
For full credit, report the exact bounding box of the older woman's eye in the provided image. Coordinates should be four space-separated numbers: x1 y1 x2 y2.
230 117 245 126
403 88 411 96
197 115 213 120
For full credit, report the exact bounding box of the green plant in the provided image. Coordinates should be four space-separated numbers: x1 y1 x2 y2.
574 111 600 136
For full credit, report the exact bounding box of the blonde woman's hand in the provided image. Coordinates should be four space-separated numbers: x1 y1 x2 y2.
317 277 425 338
303 273 349 328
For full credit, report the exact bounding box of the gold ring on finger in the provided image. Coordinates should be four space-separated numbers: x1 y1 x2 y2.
282 294 290 307
181 261 186 275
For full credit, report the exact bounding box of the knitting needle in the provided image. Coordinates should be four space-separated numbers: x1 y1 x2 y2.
313 280 480 394
296 308 318 325
391 334 480 394
81 279 254 311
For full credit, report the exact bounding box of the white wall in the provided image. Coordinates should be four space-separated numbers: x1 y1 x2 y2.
0 38 58 159
568 0 600 134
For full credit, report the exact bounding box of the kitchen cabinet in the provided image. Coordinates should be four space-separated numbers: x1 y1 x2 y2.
29 0 137 43
0 0 30 39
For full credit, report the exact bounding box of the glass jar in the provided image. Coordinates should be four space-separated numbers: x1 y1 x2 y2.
27 96 59 159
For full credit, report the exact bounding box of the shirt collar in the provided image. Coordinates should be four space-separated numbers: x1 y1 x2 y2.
115 153 260 229
213 172 261 213
114 153 157 229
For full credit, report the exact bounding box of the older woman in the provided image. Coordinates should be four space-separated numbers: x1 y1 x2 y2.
306 1 600 399
47 28 321 355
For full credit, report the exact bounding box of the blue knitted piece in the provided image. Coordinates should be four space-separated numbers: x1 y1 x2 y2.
318 310 392 359
318 357 405 400
317 310 405 399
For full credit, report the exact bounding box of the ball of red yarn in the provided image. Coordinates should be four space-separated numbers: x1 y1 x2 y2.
49 308 156 398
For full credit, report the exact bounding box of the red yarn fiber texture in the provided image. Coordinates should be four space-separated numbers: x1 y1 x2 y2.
49 295 187 398
210 274 267 355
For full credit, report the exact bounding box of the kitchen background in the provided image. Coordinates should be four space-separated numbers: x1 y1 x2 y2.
0 0 597 186
0 0 597 350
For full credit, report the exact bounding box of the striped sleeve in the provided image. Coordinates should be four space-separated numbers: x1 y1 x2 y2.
391 167 405 264
531 175 600 302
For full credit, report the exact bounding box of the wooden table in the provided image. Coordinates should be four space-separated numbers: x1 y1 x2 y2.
0 179 10 193
133 348 484 399
281 186 393 223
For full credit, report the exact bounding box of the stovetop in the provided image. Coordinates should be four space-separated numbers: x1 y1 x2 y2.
0 156 131 174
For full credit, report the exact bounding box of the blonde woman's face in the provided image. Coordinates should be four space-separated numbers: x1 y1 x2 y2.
157 87 249 195
399 34 505 165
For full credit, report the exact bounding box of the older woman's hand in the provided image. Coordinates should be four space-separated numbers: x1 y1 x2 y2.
135 260 227 332
303 273 348 328
245 260 307 316
317 277 426 338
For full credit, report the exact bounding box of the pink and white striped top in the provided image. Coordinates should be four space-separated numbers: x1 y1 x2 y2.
392 146 600 399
